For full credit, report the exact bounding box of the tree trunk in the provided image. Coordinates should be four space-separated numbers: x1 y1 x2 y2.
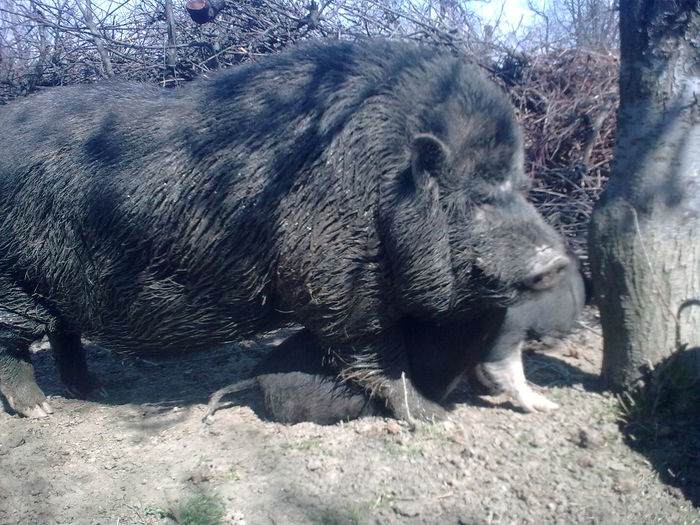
164 0 178 76
78 0 114 78
588 0 700 389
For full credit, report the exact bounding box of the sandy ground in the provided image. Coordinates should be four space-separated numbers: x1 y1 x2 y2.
1 307 698 525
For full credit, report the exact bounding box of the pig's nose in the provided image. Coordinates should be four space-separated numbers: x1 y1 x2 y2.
522 249 571 291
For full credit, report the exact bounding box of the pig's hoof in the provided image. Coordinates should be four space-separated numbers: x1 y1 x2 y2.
474 354 559 414
63 373 107 400
17 400 54 418
413 398 448 422
516 387 559 413
390 401 447 425
386 380 447 423
3 385 53 418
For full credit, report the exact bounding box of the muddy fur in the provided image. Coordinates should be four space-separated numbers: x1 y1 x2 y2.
1 39 576 420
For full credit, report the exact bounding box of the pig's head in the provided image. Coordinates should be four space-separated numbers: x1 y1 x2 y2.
381 64 576 320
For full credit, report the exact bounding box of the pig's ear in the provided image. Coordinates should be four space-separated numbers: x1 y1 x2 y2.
411 134 450 183
379 134 455 318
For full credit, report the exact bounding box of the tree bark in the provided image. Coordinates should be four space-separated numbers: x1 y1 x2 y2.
164 0 178 75
78 0 114 78
588 0 700 389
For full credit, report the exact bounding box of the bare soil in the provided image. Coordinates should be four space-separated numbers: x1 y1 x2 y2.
1 307 698 525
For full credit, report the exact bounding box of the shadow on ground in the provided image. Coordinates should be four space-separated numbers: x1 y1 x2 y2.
28 329 604 424
443 346 603 412
617 347 700 507
524 348 602 391
30 336 275 416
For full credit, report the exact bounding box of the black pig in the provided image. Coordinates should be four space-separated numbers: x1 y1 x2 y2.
215 260 584 424
205 329 386 425
0 39 578 420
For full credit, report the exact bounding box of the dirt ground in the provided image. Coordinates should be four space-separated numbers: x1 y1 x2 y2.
1 307 698 525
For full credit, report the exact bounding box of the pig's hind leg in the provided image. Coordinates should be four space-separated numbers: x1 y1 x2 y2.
0 340 53 418
0 303 53 417
0 275 101 417
48 330 103 400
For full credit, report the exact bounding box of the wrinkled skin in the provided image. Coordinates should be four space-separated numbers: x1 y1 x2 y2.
1 39 577 420
228 260 584 424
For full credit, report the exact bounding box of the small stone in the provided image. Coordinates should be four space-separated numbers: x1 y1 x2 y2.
440 420 456 433
574 427 605 449
0 431 26 454
450 456 466 470
393 501 421 517
461 447 476 459
307 458 323 471
607 459 626 471
225 510 246 525
186 467 212 484
613 475 635 494
578 456 595 469
386 420 402 435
